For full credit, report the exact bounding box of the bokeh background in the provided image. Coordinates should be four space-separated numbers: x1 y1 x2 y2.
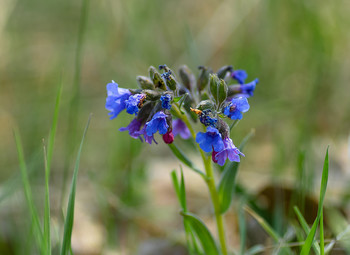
1 0 350 254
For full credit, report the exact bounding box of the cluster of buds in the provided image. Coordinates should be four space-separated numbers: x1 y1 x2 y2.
105 64 258 166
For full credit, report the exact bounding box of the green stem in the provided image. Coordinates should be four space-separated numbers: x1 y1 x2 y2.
173 104 228 255
203 155 228 255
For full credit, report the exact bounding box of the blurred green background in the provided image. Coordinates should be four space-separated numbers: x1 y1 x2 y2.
1 0 350 254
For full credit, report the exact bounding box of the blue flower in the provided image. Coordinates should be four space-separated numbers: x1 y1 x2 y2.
212 138 244 166
195 126 224 153
125 94 145 115
172 119 191 139
232 70 247 84
105 82 131 119
223 97 250 120
160 94 172 110
240 78 258 97
119 118 142 139
145 111 169 136
137 126 157 144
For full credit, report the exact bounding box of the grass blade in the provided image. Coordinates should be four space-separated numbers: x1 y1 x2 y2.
239 199 247 255
60 114 92 255
47 82 62 175
43 141 51 255
218 129 255 214
301 147 329 255
61 0 90 210
181 212 220 255
293 206 320 254
168 143 206 178
42 78 62 255
14 129 44 252
244 206 280 242
320 210 324 255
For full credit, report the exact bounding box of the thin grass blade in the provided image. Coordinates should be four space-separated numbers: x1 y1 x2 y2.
14 129 44 252
60 114 91 255
43 141 51 255
293 206 320 254
301 147 329 255
239 199 247 255
244 206 280 242
47 82 62 176
61 0 90 210
320 210 324 255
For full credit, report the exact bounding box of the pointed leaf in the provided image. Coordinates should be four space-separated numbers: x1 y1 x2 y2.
168 143 206 178
181 212 220 255
301 147 329 255
60 114 91 255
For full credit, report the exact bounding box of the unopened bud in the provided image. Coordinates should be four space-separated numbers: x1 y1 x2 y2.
197 66 211 91
162 130 174 144
144 89 162 100
227 85 241 97
217 79 228 105
216 65 233 79
209 74 220 103
178 65 196 90
153 72 167 90
166 75 177 91
137 76 155 90
196 100 215 111
148 66 158 80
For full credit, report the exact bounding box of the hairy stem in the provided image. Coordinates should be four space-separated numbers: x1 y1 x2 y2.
173 104 228 255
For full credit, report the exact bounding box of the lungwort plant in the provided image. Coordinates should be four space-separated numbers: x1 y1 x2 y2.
105 64 259 255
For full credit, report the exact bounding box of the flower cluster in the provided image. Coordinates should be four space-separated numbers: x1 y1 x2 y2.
106 64 258 166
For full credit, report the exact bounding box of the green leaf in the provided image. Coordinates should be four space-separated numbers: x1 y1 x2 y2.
168 143 206 179
217 129 255 213
173 96 182 103
301 147 329 255
181 212 220 255
60 114 91 255
171 168 187 211
180 167 187 212
14 129 44 253
171 169 199 255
